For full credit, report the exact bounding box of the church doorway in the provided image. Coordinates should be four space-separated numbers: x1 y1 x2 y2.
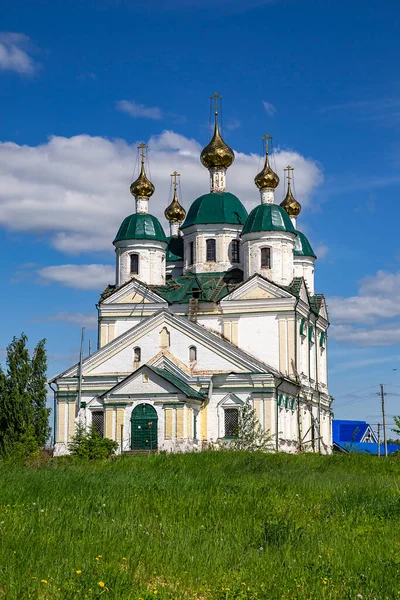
131 403 158 451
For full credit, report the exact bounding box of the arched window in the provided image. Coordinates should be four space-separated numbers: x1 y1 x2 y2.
189 241 195 265
231 239 240 263
130 253 139 275
189 346 197 362
133 347 141 369
206 239 216 262
260 247 271 268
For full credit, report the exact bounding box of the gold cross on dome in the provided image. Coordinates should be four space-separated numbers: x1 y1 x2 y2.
262 133 273 154
210 91 222 113
137 142 148 164
284 165 294 184
170 170 180 191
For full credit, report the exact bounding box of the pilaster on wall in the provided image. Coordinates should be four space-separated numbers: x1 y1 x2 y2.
68 402 76 442
105 407 114 440
57 401 66 443
200 404 208 441
116 408 124 447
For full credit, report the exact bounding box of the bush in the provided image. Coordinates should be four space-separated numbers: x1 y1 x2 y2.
69 422 118 459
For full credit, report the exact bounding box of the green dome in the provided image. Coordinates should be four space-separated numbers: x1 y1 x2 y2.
113 213 167 244
166 236 184 262
181 192 248 229
294 230 316 258
241 204 296 236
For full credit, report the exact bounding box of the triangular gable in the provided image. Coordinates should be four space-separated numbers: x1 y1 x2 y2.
52 310 288 382
101 279 167 306
217 393 244 407
100 365 202 400
221 274 294 303
298 279 309 305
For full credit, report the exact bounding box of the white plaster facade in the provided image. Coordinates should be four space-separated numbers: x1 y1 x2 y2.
115 239 167 286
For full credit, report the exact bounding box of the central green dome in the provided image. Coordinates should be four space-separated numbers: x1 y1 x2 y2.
241 204 296 236
166 236 184 262
113 213 167 244
181 192 248 229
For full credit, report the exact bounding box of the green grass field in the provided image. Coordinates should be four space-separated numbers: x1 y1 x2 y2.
0 452 399 600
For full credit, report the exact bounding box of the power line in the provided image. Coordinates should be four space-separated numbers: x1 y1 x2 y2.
334 384 379 399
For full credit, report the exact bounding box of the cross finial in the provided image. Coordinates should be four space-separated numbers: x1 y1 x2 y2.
284 165 294 184
262 133 273 154
210 91 222 114
170 170 180 191
137 142 148 164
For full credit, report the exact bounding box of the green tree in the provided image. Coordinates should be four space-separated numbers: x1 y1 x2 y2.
29 339 50 447
230 399 272 452
69 422 118 460
0 334 50 457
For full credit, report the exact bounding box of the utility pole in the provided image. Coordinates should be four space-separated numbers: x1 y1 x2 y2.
377 423 381 457
77 327 85 410
379 384 388 457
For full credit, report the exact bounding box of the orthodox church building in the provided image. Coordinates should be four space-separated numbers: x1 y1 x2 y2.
51 96 332 455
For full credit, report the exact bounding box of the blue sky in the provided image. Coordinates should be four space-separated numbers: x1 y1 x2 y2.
1 0 400 432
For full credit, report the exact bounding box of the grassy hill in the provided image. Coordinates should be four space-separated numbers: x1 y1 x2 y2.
0 451 399 599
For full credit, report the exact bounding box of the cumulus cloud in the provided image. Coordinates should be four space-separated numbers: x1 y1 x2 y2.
0 131 323 255
38 264 114 289
262 101 277 116
0 32 37 75
329 269 400 347
115 100 163 120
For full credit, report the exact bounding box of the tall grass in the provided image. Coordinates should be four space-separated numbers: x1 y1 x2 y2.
0 452 399 599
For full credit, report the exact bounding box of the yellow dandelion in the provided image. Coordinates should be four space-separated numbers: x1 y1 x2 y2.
76 570 82 574
98 581 105 587
41 579 48 584
98 555 103 558
122 557 126 561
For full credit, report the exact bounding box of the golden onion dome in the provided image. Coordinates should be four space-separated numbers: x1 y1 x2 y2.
254 152 279 190
165 188 186 223
280 182 301 217
200 113 235 169
130 160 155 199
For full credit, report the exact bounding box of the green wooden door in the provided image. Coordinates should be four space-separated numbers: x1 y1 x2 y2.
131 404 158 450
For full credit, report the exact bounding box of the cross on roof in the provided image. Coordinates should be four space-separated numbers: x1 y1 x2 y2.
210 91 222 113
170 170 180 190
137 142 148 163
262 133 273 154
284 165 294 184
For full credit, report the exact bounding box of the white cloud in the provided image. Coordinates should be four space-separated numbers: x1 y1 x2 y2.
262 101 277 116
0 131 323 255
0 32 37 75
329 269 400 347
116 100 163 120
33 312 98 329
38 264 114 290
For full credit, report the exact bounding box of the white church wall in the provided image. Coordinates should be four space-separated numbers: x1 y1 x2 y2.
237 313 280 370
115 239 167 286
86 323 243 376
242 231 295 286
293 257 315 296
183 224 243 274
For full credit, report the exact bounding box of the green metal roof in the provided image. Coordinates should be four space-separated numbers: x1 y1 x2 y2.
181 192 248 229
241 204 296 235
150 367 204 400
150 269 243 304
166 236 184 262
294 230 317 258
113 213 167 244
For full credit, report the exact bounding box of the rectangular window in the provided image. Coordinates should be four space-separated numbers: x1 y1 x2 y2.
261 247 271 268
224 408 239 437
91 411 104 437
206 239 216 262
189 241 194 265
231 239 240 263
130 253 139 274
